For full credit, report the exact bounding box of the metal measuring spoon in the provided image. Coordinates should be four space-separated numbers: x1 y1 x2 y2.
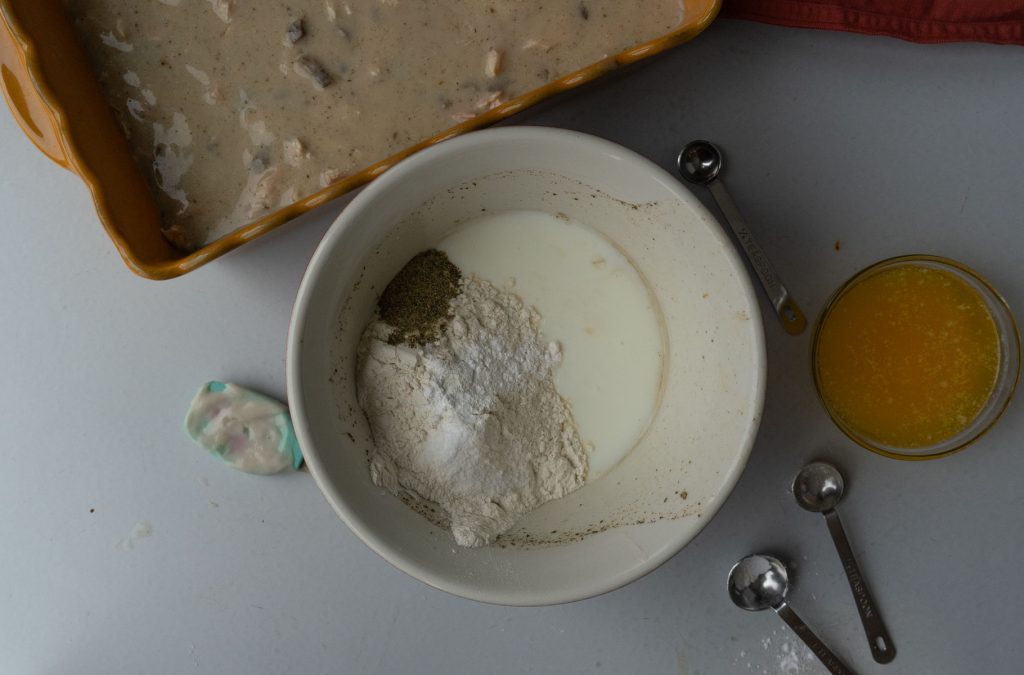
677 141 806 335
794 462 896 663
729 554 856 675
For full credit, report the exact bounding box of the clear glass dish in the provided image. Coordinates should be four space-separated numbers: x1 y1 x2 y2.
812 254 1020 460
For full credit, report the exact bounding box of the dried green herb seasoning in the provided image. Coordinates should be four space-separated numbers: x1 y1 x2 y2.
378 249 462 346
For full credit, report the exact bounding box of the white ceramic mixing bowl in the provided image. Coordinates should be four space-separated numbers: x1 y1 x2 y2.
287 127 765 605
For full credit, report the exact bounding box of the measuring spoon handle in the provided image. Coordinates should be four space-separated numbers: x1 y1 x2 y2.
825 509 897 663
706 180 806 335
775 602 857 675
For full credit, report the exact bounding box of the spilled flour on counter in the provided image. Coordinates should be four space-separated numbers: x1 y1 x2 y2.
357 273 587 547
731 629 821 674
115 521 153 551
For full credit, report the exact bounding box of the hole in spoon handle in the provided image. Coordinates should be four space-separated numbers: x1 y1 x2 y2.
777 297 806 336
872 633 896 664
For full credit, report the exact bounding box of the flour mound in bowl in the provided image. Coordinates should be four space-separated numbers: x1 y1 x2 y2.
356 272 587 547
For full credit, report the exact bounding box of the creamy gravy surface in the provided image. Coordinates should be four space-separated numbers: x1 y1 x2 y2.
63 0 684 247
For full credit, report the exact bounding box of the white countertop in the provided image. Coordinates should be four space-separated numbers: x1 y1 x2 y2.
3 19 1023 675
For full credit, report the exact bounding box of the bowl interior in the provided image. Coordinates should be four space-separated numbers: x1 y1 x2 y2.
288 128 765 605
812 255 1021 460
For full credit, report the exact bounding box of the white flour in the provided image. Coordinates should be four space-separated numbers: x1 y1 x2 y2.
732 630 821 674
356 275 588 547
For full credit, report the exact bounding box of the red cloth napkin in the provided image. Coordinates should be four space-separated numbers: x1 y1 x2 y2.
722 0 1024 45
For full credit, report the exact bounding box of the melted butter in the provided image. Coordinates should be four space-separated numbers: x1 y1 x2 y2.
439 210 666 480
815 264 1000 449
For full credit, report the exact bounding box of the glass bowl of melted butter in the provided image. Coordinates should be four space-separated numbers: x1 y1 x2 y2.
813 255 1020 460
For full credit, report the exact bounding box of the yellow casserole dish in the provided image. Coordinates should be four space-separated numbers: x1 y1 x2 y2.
0 0 720 279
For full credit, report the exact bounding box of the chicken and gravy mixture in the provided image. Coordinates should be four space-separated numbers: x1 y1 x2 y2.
63 0 685 248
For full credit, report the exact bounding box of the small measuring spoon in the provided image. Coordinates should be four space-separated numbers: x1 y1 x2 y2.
794 462 896 664
728 554 856 675
677 140 806 335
